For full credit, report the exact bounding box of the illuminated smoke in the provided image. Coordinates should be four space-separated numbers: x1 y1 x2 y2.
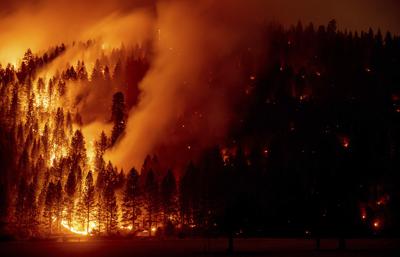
105 0 267 171
1 0 398 172
0 0 155 65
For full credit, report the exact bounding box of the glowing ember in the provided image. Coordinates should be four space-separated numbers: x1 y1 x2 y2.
341 136 350 149
360 207 367 220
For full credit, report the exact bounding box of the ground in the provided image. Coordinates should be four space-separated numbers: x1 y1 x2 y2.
1 238 399 257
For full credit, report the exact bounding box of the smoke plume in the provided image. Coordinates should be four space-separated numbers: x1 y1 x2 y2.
1 0 399 172
105 0 268 171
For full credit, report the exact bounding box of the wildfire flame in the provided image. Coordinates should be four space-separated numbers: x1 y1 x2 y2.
61 220 97 236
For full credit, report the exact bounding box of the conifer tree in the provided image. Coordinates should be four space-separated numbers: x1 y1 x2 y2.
43 182 55 234
161 169 177 225
26 181 39 235
103 185 118 234
122 168 141 230
144 169 159 236
110 92 126 145
64 171 76 227
70 130 87 171
76 171 96 233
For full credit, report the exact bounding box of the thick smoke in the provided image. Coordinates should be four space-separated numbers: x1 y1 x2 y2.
105 0 268 171
2 0 399 65
1 0 399 172
0 0 155 65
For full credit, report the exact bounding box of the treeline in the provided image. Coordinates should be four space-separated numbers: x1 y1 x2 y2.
0 43 151 238
0 20 400 239
228 20 400 236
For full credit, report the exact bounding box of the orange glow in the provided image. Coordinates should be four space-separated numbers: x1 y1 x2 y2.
376 195 389 206
373 220 380 229
61 219 97 236
341 136 350 149
360 206 367 220
263 147 269 157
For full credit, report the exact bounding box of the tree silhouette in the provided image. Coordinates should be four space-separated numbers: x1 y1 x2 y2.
110 92 126 145
43 182 55 234
77 171 95 233
102 185 118 234
70 130 87 171
121 167 141 231
161 169 177 227
144 169 159 236
64 170 76 228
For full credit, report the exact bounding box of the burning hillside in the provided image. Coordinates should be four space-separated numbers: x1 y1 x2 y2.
0 0 400 240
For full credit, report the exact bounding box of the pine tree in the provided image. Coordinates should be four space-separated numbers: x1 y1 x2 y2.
94 131 107 175
57 79 66 96
104 65 111 81
110 92 126 145
76 171 96 233
161 169 177 225
41 123 50 160
179 162 198 226
64 171 76 227
77 61 88 81
26 92 35 127
95 194 106 234
53 107 65 148
113 59 123 81
43 182 55 234
91 59 103 81
70 130 87 170
103 185 118 234
122 168 141 230
104 161 118 189
144 169 159 236
26 181 39 236
37 171 49 225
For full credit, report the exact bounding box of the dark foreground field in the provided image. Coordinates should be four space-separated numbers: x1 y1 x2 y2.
1 238 399 257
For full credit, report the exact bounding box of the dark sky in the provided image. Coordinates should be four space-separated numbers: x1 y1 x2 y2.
265 0 400 33
0 0 399 33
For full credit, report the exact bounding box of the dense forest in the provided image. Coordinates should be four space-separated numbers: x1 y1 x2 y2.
0 20 399 239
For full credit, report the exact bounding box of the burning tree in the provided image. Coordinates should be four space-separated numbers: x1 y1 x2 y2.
144 169 159 236
161 170 177 227
121 167 141 231
102 185 119 234
76 171 96 233
110 92 126 146
0 17 399 242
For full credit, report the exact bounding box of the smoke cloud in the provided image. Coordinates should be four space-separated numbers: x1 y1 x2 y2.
1 0 399 172
105 0 266 171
